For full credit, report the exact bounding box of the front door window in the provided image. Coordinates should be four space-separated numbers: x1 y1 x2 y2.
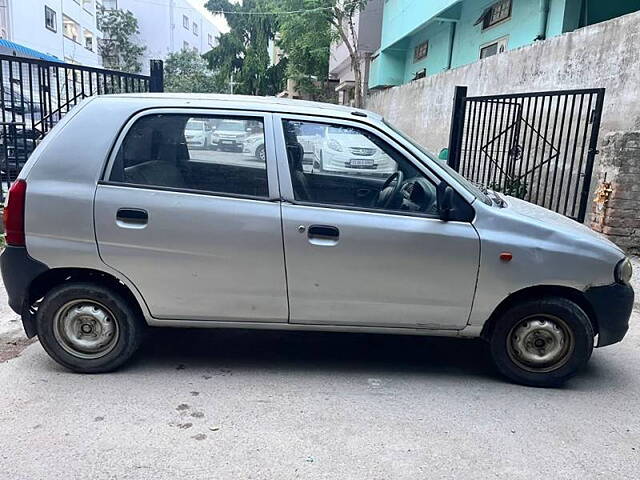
282 119 440 217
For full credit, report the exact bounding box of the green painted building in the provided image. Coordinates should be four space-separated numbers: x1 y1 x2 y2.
369 0 640 89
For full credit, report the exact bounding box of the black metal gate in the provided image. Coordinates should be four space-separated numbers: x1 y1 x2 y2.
447 86 605 222
0 54 159 201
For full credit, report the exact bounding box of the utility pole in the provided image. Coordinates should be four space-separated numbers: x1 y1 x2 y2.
229 73 239 95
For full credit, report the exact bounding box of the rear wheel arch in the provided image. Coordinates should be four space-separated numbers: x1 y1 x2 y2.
27 267 146 327
480 285 598 341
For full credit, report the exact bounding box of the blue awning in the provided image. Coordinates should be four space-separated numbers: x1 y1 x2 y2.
0 39 63 63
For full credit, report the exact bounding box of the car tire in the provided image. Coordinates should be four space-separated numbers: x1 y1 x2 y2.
489 297 594 387
36 282 145 373
255 145 265 162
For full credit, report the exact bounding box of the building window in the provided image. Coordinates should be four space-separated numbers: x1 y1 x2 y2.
480 36 508 59
183 41 189 50
193 22 198 35
412 68 426 81
82 0 93 12
100 0 118 9
63 15 80 43
45 6 57 32
208 33 213 46
413 41 428 62
475 0 512 30
84 29 94 51
183 15 189 29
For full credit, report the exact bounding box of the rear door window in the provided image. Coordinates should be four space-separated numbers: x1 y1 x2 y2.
109 114 268 198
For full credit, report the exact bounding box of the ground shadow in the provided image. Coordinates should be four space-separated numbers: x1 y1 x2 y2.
133 326 501 382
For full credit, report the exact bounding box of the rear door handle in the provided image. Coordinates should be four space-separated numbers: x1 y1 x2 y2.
307 224 339 246
116 208 148 228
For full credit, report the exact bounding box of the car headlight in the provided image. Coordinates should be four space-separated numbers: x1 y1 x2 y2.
615 257 633 284
327 139 343 152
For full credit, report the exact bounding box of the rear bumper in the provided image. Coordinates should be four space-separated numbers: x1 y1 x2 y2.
0 245 48 337
584 282 634 347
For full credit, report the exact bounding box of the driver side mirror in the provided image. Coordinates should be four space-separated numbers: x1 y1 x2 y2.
439 186 454 221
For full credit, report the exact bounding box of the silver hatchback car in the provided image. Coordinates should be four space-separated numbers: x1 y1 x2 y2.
1 94 634 387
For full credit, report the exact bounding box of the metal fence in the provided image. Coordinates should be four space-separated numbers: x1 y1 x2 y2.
447 86 605 222
0 54 156 200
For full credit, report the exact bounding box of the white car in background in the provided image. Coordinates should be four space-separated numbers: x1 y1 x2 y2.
313 125 397 175
212 120 247 152
184 119 212 149
244 132 316 167
243 133 266 162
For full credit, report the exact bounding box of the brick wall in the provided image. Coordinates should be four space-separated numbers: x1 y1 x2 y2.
591 131 640 254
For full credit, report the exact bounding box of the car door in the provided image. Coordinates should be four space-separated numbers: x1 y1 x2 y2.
94 109 288 323
275 114 480 330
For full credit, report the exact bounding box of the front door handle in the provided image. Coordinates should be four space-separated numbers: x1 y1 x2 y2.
307 224 339 246
116 208 148 228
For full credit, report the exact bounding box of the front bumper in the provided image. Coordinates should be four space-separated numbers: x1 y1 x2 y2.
0 245 49 337
585 282 634 347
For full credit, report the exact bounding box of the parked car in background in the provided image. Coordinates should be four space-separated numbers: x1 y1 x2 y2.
211 119 247 152
1 94 633 388
184 119 212 149
0 127 36 175
243 133 266 162
312 124 397 175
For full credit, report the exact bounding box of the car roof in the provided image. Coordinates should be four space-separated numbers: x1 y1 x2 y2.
104 93 383 122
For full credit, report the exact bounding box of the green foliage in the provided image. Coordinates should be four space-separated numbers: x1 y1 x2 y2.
489 178 528 199
204 0 286 95
271 0 333 101
164 49 223 93
203 0 369 103
97 6 146 73
272 0 369 105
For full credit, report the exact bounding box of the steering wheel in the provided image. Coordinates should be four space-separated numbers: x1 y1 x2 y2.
374 170 405 209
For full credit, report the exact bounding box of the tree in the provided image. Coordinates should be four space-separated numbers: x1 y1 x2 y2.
97 6 146 73
272 1 333 101
328 0 370 108
272 0 369 107
204 0 287 96
164 49 222 93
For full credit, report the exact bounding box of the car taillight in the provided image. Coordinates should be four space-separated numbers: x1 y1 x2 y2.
3 179 26 246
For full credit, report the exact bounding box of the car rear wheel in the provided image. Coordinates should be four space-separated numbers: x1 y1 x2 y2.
489 297 594 387
36 283 145 373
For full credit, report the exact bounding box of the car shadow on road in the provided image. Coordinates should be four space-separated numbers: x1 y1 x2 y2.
134 326 501 382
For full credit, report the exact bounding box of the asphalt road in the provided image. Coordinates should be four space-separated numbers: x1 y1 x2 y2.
0 260 639 479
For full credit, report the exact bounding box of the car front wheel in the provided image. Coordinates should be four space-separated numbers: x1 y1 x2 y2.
255 145 265 162
36 282 145 373
489 297 594 387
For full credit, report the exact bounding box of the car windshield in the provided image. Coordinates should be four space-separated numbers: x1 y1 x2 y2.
218 122 245 132
186 120 205 131
383 120 492 206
